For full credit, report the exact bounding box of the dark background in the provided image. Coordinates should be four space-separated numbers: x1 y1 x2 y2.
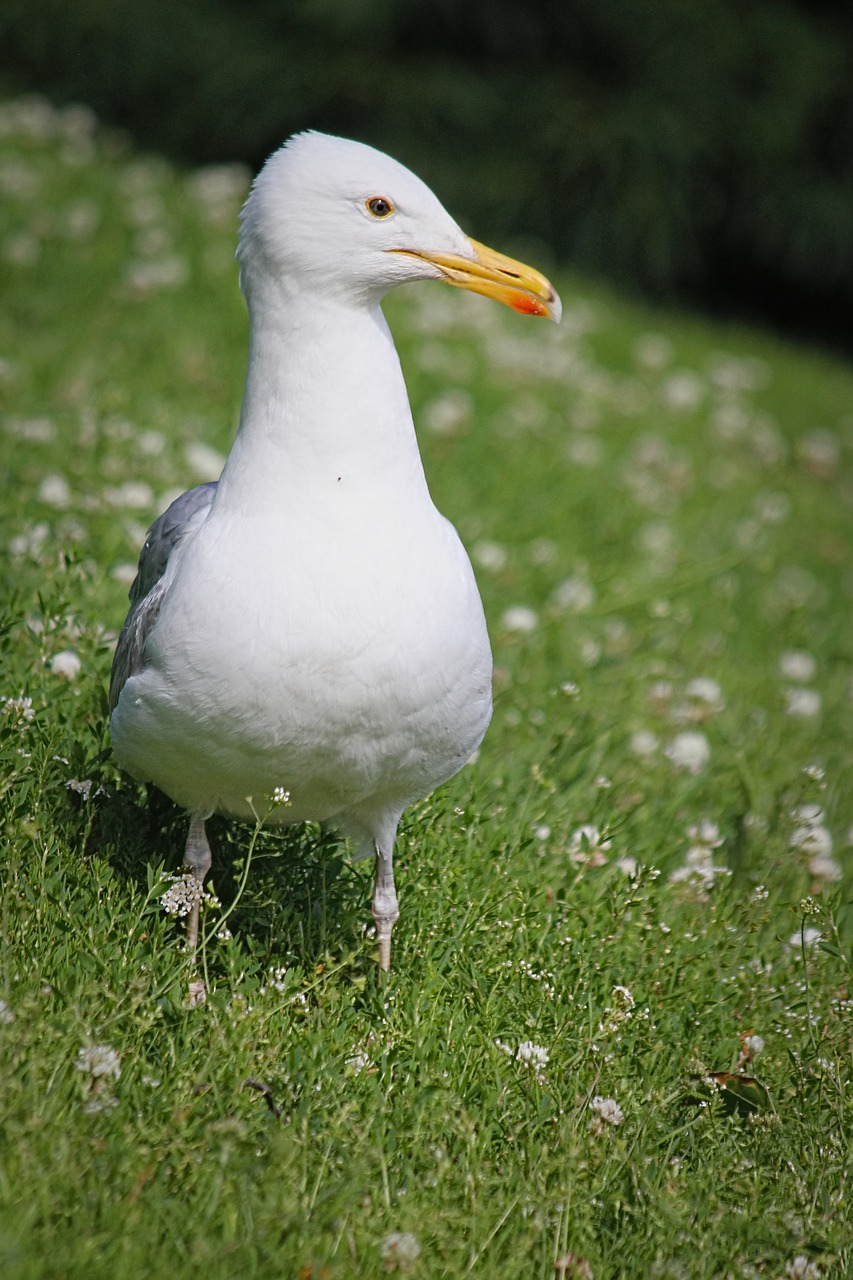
3 0 853 354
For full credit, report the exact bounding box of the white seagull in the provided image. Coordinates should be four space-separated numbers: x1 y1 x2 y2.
109 131 560 989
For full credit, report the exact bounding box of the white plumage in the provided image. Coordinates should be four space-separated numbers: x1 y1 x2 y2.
110 132 560 988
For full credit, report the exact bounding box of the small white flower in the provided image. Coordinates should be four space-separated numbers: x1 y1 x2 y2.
49 649 81 680
501 605 538 634
552 575 596 613
589 1095 624 1126
3 694 35 724
808 854 842 882
472 539 508 571
790 823 833 858
516 1041 549 1070
686 820 723 852
664 731 710 773
742 1034 764 1057
785 688 821 719
103 481 154 510
784 1256 821 1280
568 824 612 866
685 677 725 716
634 332 672 369
38 473 70 507
75 1044 121 1081
788 927 823 954
630 729 658 757
495 1039 549 1075
611 985 635 1010
66 778 93 800
160 872 204 917
272 786 290 805
380 1231 421 1270
184 440 226 480
779 650 816 682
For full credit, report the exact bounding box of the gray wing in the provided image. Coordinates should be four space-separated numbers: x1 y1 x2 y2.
109 481 217 712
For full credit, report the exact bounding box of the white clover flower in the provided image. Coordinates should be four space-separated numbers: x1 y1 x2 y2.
38 473 70 507
472 539 508 571
785 688 821 719
630 729 658 757
380 1231 421 1271
589 1095 624 1126
808 854 842 882
495 1039 549 1076
664 731 710 774
3 694 35 724
422 388 472 436
794 803 824 826
184 441 226 480
634 332 673 369
516 1041 549 1070
49 649 81 680
787 927 823 954
75 1044 121 1081
686 820 724 852
568 824 612 866
779 650 816 682
501 605 538 634
104 480 155 510
790 823 833 858
662 369 705 412
552 575 596 613
784 1256 820 1280
684 677 725 716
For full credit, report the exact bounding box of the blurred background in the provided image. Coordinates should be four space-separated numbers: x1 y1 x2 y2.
2 0 852 355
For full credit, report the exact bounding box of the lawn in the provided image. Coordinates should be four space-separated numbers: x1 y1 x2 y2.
0 95 850 1279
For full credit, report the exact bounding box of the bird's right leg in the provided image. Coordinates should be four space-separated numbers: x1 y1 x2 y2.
183 812 212 1006
372 838 399 974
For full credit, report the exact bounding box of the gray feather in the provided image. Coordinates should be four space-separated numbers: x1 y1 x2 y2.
109 482 217 711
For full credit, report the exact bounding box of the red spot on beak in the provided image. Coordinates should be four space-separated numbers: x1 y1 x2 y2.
508 294 548 317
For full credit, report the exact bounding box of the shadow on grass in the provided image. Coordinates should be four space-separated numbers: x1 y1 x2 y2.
85 779 372 969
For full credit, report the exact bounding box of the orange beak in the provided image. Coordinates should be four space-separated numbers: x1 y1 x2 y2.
391 237 561 322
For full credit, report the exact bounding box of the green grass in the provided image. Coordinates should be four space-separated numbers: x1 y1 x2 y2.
1 96 851 1279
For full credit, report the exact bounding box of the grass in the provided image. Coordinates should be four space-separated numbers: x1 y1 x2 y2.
0 95 851 1279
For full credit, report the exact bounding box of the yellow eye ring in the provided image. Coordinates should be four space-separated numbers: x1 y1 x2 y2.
366 196 394 219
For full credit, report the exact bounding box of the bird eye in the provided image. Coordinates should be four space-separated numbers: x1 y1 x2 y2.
366 197 394 219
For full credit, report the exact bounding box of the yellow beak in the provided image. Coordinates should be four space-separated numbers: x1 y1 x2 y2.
392 237 561 323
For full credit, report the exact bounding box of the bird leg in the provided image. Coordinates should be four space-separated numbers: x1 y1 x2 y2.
183 812 212 1006
372 841 399 973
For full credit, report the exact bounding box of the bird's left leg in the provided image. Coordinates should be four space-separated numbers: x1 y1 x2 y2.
372 839 399 973
183 811 212 1006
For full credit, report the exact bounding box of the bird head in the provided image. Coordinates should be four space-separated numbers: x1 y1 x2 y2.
237 131 561 322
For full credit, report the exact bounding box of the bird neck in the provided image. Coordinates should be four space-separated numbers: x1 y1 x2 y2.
216 286 431 512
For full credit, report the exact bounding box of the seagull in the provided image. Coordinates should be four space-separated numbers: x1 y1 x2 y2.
109 131 560 991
